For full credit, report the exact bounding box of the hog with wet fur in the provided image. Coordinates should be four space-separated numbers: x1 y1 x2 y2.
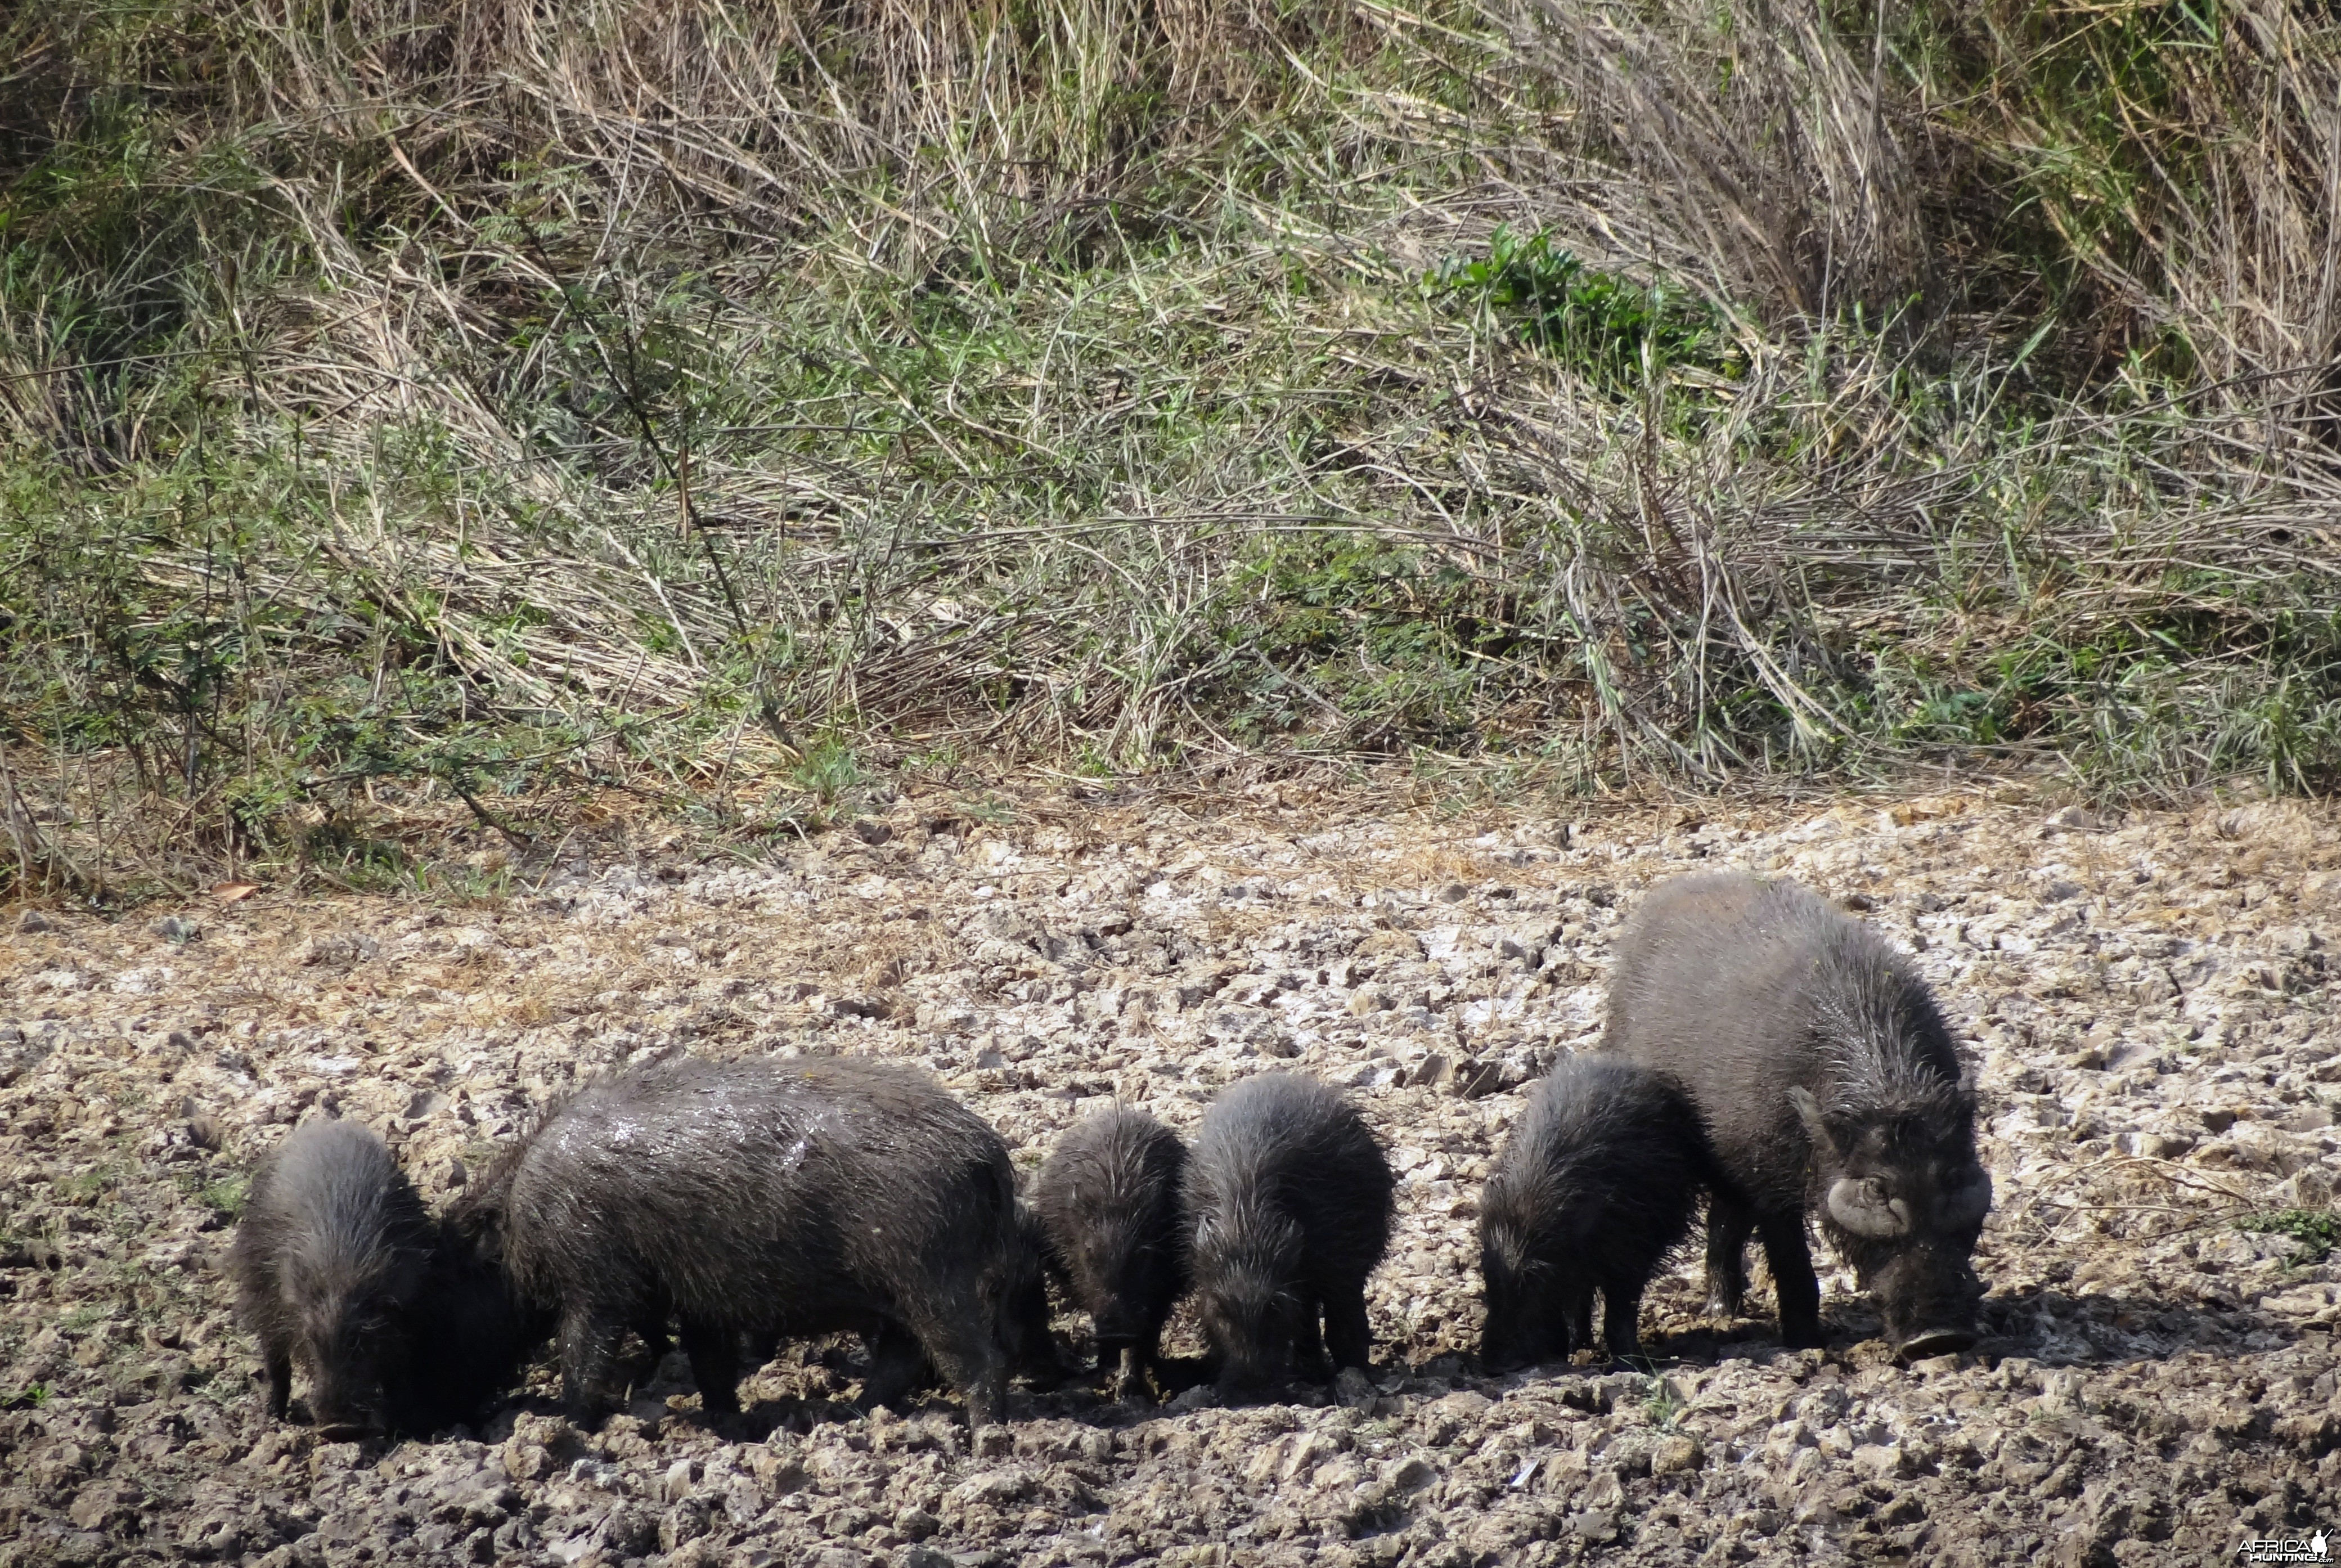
464 1053 1018 1428
1033 1107 1187 1397
1184 1073 1394 1397
1604 872 1992 1356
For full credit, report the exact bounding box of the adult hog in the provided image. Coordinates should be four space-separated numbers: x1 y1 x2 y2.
1478 1056 1711 1370
1184 1073 1394 1396
468 1053 1017 1427
1604 873 1992 1356
230 1119 525 1436
1033 1107 1188 1397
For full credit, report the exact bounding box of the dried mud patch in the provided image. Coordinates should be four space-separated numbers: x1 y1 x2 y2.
4 789 2339 1565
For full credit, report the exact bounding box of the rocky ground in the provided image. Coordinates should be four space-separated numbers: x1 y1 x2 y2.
3 784 2339 1566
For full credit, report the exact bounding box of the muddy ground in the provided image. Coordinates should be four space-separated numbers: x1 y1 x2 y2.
3 785 2338 1566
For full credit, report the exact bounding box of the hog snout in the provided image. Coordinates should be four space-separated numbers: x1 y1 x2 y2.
1873 1246 1983 1355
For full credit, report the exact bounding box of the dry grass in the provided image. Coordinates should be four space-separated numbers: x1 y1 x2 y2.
3 0 2339 903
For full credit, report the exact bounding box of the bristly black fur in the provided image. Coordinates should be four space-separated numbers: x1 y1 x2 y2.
1033 1106 1188 1398
1479 1056 1713 1371
230 1118 526 1436
475 1053 1019 1429
1183 1072 1394 1397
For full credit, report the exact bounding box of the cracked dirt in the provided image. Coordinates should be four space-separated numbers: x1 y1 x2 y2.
3 785 2338 1565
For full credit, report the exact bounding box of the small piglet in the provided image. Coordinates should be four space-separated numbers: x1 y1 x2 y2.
1032 1107 1188 1397
231 1118 521 1436
1184 1073 1394 1397
1479 1055 1711 1369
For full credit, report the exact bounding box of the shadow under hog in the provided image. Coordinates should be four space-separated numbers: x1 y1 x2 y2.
1604 872 1993 1356
470 1053 1018 1427
1033 1107 1188 1398
1184 1073 1394 1396
230 1118 523 1436
1479 1056 1711 1371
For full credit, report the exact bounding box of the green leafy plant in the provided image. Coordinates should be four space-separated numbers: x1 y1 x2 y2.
1428 228 1738 387
2237 1208 2341 1264
789 740 866 807
1640 1374 1684 1430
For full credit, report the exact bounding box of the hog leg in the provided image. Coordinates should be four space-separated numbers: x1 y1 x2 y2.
1292 1292 1331 1381
1704 1190 1755 1319
258 1333 294 1421
1111 1342 1146 1401
1756 1209 1825 1349
907 1305 1007 1430
558 1301 626 1421
1322 1279 1373 1375
1600 1282 1644 1365
679 1318 741 1416
1562 1279 1597 1361
860 1320 932 1412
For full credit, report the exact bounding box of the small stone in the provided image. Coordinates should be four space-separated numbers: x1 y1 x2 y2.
16 909 51 933
1651 1435 1704 1475
67 1482 137 1530
2273 1169 2335 1209
1335 1367 1376 1410
294 932 379 968
1436 882 1471 904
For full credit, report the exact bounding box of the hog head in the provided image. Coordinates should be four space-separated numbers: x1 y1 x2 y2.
1789 1084 1992 1357
1477 1216 1562 1373
1196 1203 1306 1394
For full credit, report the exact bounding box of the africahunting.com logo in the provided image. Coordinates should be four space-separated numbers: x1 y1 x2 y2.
2239 1532 2330 1563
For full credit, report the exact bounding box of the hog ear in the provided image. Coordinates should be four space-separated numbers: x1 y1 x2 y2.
1786 1088 1837 1157
1825 1176 1911 1238
1941 1163 1994 1228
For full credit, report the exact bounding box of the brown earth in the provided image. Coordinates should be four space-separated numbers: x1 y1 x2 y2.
3 785 2338 1566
